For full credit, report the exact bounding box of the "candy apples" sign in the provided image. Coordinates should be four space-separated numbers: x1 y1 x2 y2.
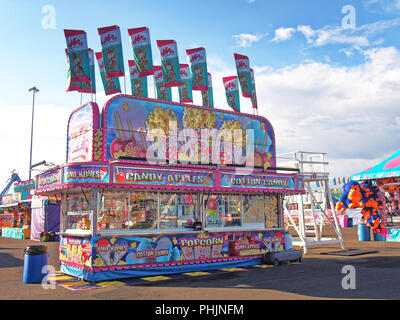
113 167 214 187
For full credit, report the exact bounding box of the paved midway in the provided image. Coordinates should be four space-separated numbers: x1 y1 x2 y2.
1 227 400 300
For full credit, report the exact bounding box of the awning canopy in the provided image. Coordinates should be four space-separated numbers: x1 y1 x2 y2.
351 150 400 180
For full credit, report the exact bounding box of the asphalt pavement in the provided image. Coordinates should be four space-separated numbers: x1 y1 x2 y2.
1 226 400 300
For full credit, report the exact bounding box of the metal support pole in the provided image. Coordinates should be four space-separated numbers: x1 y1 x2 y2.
28 87 39 180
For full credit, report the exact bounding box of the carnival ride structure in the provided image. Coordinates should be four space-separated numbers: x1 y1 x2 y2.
277 151 344 254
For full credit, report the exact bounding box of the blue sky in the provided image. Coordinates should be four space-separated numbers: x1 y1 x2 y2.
1 0 400 184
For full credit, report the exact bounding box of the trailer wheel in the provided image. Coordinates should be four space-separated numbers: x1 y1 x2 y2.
272 258 280 266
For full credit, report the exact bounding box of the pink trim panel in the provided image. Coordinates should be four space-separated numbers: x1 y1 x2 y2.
90 255 262 273
34 161 305 195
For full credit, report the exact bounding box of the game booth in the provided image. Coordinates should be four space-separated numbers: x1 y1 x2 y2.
34 95 305 282
29 195 61 241
0 193 31 239
350 149 400 241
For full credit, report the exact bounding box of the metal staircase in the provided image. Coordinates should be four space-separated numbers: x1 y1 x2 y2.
277 151 344 254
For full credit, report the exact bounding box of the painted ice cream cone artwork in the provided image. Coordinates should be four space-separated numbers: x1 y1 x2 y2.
111 238 129 265
96 239 111 265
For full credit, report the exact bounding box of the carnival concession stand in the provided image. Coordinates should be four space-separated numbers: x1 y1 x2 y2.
34 95 304 281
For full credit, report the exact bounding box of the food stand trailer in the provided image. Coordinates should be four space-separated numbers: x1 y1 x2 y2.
0 192 31 239
34 95 305 282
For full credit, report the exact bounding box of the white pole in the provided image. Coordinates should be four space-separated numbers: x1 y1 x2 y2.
28 87 39 180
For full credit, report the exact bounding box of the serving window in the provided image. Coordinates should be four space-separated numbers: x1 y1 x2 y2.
243 195 265 228
203 193 280 229
64 190 93 233
98 190 198 233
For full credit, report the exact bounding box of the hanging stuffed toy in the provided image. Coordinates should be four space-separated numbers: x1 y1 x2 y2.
360 182 383 230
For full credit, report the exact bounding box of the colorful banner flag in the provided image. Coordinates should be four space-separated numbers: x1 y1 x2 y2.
250 68 258 109
98 25 125 79
178 64 192 103
234 53 253 98
79 49 96 93
223 76 240 112
128 60 148 98
207 73 214 108
316 181 320 187
64 29 91 83
95 52 121 96
128 27 154 77
65 49 81 92
201 73 214 108
333 177 337 185
157 40 181 87
153 65 171 101
65 49 95 93
186 47 208 91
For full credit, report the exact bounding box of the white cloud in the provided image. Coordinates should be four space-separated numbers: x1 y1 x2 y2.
271 27 296 42
0 102 70 186
206 46 400 178
232 33 266 48
365 0 400 11
296 18 400 50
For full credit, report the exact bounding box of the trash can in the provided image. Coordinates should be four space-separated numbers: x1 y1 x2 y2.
23 245 49 284
357 223 370 241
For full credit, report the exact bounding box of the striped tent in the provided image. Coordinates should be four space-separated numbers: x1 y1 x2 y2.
351 149 400 181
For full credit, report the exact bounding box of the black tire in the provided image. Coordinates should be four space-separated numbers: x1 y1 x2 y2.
272 258 280 266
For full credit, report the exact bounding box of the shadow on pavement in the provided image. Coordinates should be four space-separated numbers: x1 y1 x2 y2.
0 252 24 268
140 255 400 299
